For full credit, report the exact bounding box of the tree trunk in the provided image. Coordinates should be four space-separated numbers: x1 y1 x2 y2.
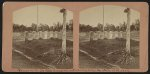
126 8 131 53
62 10 67 54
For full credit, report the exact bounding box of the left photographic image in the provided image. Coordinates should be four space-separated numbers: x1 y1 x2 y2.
12 5 73 69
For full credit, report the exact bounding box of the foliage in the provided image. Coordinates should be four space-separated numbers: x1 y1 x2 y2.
13 20 73 32
80 19 140 32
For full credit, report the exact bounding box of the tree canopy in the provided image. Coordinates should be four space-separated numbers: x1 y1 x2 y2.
79 19 140 32
13 20 73 32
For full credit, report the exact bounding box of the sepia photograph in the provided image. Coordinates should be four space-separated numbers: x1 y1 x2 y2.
79 5 140 69
12 5 73 69
2 2 148 72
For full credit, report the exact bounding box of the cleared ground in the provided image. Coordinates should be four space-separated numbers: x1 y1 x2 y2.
12 51 49 69
12 32 73 69
79 38 139 69
12 31 139 69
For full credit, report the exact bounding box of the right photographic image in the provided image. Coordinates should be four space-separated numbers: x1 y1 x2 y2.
79 5 140 69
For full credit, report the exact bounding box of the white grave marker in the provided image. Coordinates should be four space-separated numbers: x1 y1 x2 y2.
28 32 33 40
43 31 48 39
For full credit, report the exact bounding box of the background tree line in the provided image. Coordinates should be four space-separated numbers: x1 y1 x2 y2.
13 20 73 32
80 19 140 32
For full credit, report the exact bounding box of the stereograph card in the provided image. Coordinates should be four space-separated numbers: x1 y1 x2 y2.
2 2 149 72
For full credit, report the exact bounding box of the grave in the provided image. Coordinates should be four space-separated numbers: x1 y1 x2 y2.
104 31 109 39
114 31 119 38
24 31 28 42
108 31 113 39
100 31 105 39
28 31 33 40
35 31 40 39
97 31 101 39
93 32 98 40
122 31 126 39
57 32 62 39
32 31 36 39
89 31 94 41
48 31 53 39
43 31 48 39
112 31 116 39
39 31 43 39
53 31 58 38
120 31 123 38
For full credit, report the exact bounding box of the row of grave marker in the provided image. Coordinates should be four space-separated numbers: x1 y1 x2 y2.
24 31 127 41
24 31 63 41
89 31 126 40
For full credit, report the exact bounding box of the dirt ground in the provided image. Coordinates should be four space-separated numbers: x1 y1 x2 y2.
79 38 139 69
12 38 73 69
12 51 49 69
12 32 139 69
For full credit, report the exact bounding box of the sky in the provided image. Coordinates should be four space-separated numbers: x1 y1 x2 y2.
13 5 73 27
80 5 140 27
